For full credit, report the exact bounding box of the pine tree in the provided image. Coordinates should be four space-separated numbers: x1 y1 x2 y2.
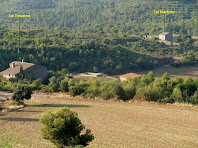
40 107 94 147
19 66 25 80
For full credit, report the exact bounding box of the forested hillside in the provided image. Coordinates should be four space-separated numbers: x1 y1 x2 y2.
0 28 173 74
1 27 198 74
0 0 198 74
0 0 198 35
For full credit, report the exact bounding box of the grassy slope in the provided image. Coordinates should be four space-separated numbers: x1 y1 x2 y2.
138 65 198 79
0 93 198 148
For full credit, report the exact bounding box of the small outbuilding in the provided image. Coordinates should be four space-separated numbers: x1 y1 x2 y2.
119 73 142 81
80 72 103 77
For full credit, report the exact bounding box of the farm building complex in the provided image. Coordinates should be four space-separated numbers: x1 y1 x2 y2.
1 61 48 80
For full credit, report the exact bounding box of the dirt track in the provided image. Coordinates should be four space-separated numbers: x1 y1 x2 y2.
0 93 198 148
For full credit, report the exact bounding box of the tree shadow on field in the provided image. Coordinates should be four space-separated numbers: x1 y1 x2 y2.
12 110 42 113
29 104 91 108
0 117 39 122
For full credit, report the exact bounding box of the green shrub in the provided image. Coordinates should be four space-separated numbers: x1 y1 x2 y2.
114 85 125 100
69 84 86 96
60 79 69 92
48 76 60 92
159 97 175 104
136 86 164 102
11 84 32 103
124 86 136 101
41 85 53 92
0 81 17 91
189 91 198 104
170 86 183 103
40 107 94 148
101 91 113 100
31 78 43 90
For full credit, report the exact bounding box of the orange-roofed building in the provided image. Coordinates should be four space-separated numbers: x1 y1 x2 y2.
119 73 142 81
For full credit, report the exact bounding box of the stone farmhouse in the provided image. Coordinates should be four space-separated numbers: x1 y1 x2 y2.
119 73 142 81
159 32 176 42
1 61 48 80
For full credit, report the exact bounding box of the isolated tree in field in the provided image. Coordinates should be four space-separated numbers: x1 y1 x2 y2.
11 85 32 103
40 107 94 148
19 66 25 80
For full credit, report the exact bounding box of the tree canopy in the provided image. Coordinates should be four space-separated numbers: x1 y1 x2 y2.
40 107 94 148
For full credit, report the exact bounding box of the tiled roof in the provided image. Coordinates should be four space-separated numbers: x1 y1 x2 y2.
120 73 142 79
1 61 35 75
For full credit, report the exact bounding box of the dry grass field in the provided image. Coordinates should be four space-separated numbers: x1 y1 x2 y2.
139 65 198 79
1 93 198 148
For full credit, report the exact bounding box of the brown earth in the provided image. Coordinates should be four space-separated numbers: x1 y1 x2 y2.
0 93 198 148
0 92 12 101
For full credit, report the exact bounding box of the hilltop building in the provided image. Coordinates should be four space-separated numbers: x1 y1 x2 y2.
1 61 47 80
119 73 142 81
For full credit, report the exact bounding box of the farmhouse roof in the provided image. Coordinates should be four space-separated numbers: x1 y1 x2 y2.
159 32 170 35
1 61 35 75
120 73 142 79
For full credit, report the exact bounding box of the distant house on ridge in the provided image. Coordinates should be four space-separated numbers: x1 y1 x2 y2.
0 61 48 81
159 32 176 42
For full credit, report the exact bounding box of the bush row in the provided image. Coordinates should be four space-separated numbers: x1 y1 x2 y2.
1 72 198 105
39 72 198 105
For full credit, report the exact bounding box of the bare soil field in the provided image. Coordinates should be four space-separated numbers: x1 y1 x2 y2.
139 65 198 79
0 92 12 101
0 93 198 148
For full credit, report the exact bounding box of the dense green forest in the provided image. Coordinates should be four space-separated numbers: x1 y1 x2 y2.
0 0 198 35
